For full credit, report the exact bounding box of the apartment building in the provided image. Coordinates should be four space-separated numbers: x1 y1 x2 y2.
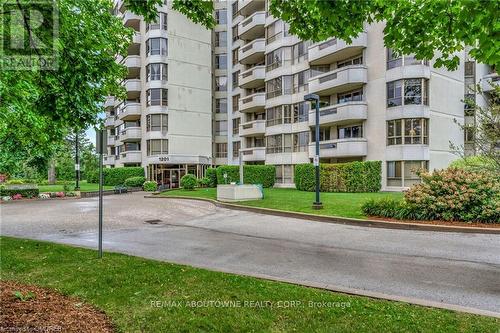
104 0 213 188
104 0 495 191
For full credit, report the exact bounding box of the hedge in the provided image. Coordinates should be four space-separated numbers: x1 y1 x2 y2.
86 170 98 184
1 188 39 198
124 176 146 187
103 167 144 186
294 161 381 193
215 165 276 188
205 168 217 187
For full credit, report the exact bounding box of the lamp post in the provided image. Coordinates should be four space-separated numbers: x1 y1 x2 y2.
304 93 323 209
75 131 80 190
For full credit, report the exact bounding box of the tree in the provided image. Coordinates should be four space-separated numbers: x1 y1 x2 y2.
173 0 499 70
452 84 500 173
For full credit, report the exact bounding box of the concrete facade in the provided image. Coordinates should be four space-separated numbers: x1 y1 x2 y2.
104 0 496 191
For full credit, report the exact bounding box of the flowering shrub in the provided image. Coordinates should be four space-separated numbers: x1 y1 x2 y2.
55 192 65 198
2 196 11 201
362 168 500 223
12 194 23 200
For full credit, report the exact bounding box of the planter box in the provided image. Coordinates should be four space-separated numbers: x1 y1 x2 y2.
217 184 263 202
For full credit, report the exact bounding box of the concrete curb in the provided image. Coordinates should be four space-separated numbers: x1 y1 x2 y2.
145 195 500 234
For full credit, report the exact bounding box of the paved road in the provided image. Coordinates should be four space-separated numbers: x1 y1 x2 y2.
1 193 499 315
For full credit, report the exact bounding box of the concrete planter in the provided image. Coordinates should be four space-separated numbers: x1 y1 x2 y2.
217 184 263 202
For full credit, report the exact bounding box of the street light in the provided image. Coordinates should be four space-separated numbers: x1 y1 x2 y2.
304 93 323 210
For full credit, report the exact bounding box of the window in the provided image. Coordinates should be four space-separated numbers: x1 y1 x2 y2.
232 118 240 135
232 95 239 112
464 126 475 143
311 127 330 142
215 9 227 24
215 31 227 47
338 125 362 139
292 41 310 64
293 70 310 93
338 89 363 103
215 120 227 136
146 88 168 106
266 76 292 99
231 1 238 18
147 139 168 155
266 134 282 153
232 48 239 65
232 141 240 158
146 38 168 56
215 98 227 113
387 48 429 69
215 54 227 69
465 61 475 76
146 63 168 81
123 142 140 151
146 114 168 133
387 160 428 187
293 132 309 152
310 65 330 78
337 55 363 68
147 12 167 31
276 165 293 184
232 71 239 88
215 76 227 91
387 118 428 145
266 47 291 72
216 143 227 158
266 106 282 127
266 20 283 44
232 25 238 41
293 102 309 123
387 79 428 107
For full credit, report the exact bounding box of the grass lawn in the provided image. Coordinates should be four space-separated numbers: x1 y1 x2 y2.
37 180 114 193
161 188 403 219
1 237 498 332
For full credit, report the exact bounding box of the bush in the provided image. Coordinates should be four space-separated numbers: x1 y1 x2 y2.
449 156 497 174
86 170 99 184
143 181 157 192
197 177 210 187
294 161 381 193
0 188 39 198
102 167 144 186
180 174 197 190
215 165 276 188
362 168 500 223
205 168 217 187
6 179 24 184
124 176 146 187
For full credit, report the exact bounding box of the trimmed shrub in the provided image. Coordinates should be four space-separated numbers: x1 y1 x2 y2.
0 188 39 198
294 161 382 193
205 168 217 187
143 181 157 192
362 168 500 223
86 170 99 184
180 174 197 190
124 176 146 187
198 177 210 187
215 165 276 188
6 179 24 184
102 167 144 186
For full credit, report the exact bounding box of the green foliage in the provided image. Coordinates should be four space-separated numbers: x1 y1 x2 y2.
294 161 382 193
6 179 25 185
205 168 217 187
13 291 36 302
449 156 498 174
363 168 500 223
197 177 210 188
124 176 146 187
102 167 144 186
215 165 276 188
86 170 99 184
180 174 197 190
143 181 158 192
0 188 40 199
172 0 215 28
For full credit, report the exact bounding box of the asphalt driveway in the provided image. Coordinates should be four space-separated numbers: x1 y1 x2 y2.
1 192 499 315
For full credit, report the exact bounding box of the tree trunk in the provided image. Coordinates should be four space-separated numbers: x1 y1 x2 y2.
48 158 56 185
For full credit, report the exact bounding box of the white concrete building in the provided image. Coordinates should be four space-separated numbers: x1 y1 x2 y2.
104 0 496 191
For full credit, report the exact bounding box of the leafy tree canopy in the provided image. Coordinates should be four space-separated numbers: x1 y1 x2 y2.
174 0 500 70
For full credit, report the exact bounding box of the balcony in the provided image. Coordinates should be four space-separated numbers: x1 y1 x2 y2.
239 65 265 89
104 96 115 108
117 102 141 121
239 119 266 137
481 72 499 92
122 55 141 69
308 138 367 158
238 0 265 17
386 64 431 82
105 116 115 128
124 79 141 99
239 92 265 113
238 11 265 40
241 147 266 162
309 33 367 65
127 32 141 56
107 135 115 146
103 155 115 166
239 38 265 65
309 65 367 96
119 127 141 142
308 101 368 126
123 11 140 31
119 151 142 164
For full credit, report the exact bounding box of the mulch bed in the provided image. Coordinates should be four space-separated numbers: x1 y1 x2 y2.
369 216 500 229
0 281 115 333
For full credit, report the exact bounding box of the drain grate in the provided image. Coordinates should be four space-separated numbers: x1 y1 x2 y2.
144 219 162 225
